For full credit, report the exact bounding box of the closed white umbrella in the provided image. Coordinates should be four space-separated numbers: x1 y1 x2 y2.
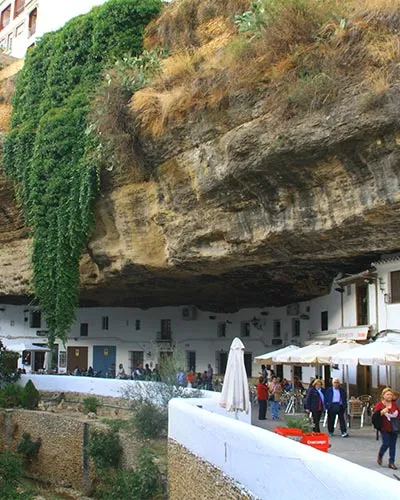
254 345 301 365
220 337 250 417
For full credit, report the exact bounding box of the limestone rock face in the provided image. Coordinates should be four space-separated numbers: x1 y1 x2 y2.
1 94 400 309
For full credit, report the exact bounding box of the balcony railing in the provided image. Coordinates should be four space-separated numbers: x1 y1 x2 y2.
156 331 172 342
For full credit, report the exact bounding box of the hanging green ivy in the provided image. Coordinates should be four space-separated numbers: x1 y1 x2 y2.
3 0 162 345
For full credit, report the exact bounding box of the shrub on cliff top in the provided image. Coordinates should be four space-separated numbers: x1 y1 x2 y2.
0 341 20 388
0 383 23 408
3 0 162 346
21 380 40 410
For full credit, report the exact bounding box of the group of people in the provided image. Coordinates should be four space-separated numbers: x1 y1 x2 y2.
178 364 214 390
256 365 305 421
292 377 400 469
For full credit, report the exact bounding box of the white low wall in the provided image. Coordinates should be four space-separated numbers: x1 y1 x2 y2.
169 398 398 500
18 374 139 398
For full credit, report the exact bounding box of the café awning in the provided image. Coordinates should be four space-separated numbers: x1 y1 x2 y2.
273 342 329 365
254 345 301 364
331 333 400 366
1 339 51 352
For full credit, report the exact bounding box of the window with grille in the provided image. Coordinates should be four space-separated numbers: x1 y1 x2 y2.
217 322 226 337
321 311 328 331
160 319 172 340
390 271 400 303
28 7 37 36
80 323 88 337
240 321 250 337
135 319 141 330
29 310 41 328
102 316 109 330
292 318 300 337
273 320 281 338
186 351 196 372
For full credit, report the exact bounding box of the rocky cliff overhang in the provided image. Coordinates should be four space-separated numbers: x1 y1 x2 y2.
2 0 400 311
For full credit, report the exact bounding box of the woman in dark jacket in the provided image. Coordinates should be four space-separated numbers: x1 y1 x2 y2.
305 379 325 433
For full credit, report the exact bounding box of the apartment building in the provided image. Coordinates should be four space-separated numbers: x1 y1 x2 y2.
0 0 108 58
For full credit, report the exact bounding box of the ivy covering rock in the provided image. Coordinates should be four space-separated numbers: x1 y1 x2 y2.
3 0 162 345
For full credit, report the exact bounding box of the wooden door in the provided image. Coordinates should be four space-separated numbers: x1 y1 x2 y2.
356 283 368 325
67 346 88 373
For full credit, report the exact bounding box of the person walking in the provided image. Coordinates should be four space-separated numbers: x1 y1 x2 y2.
325 378 349 437
257 376 269 420
374 387 400 470
305 379 325 433
269 376 282 420
206 363 214 390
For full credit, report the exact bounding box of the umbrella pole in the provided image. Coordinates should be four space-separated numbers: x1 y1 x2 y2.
386 365 390 387
345 365 350 409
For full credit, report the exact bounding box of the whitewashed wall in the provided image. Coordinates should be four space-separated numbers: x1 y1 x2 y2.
169 398 399 500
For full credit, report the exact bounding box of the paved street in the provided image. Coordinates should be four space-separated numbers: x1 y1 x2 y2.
252 408 400 481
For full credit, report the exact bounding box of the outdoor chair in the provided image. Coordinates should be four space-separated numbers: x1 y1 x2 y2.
358 394 372 424
348 399 365 428
323 409 338 428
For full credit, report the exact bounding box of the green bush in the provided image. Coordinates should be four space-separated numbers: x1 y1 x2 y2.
17 432 42 465
0 383 23 408
94 447 163 500
21 380 40 410
83 396 101 414
87 428 122 470
284 415 313 432
0 450 28 499
132 402 168 439
0 341 20 388
3 0 162 346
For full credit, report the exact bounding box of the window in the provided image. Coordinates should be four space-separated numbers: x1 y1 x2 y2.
14 0 25 18
29 310 41 328
186 351 196 372
217 322 226 338
6 32 12 50
160 319 172 340
28 7 37 36
15 23 23 37
273 320 281 338
0 5 11 30
390 271 400 303
129 351 144 372
240 321 250 337
102 316 109 330
292 318 300 337
135 319 141 331
80 323 88 337
244 353 252 377
321 311 328 331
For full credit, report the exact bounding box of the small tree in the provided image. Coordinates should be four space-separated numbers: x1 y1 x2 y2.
121 348 202 407
21 380 40 409
0 341 20 388
87 428 122 471
17 432 42 466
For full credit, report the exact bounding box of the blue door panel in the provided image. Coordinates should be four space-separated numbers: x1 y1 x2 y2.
93 345 116 377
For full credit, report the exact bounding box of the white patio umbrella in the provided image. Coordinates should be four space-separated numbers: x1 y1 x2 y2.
273 342 329 365
331 333 400 387
254 345 301 364
220 337 250 418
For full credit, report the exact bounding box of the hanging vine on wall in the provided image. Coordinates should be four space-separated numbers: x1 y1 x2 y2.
3 0 162 346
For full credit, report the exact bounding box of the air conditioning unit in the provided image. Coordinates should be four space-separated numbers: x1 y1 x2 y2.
182 306 197 320
287 303 299 316
272 338 283 345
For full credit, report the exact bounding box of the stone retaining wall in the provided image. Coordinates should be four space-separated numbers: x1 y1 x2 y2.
0 409 140 492
168 440 256 500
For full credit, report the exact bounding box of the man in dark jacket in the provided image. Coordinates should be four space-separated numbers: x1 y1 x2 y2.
305 379 325 433
325 378 349 437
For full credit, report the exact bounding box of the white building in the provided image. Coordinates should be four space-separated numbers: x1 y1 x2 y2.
1 252 400 392
0 0 108 58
